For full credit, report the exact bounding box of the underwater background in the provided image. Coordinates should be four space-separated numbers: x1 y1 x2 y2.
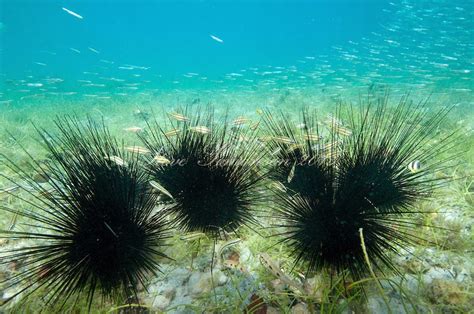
0 0 473 313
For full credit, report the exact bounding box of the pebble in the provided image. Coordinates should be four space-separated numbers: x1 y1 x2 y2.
266 306 281 314
152 295 171 311
423 267 456 284
367 295 410 314
291 303 310 314
452 266 470 283
188 270 227 296
427 279 467 305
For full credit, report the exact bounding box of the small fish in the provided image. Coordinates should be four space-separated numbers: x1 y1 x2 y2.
250 121 260 130
83 83 105 87
271 181 287 192
70 48 81 54
256 109 264 115
0 186 20 194
303 134 322 141
62 7 83 19
150 180 173 199
210 34 224 43
180 232 206 241
258 136 274 143
168 112 189 122
273 136 295 145
233 117 250 126
26 83 43 87
124 146 150 154
104 155 128 167
218 238 242 258
236 134 250 142
153 155 171 165
270 147 282 156
123 126 143 133
334 125 352 136
287 143 303 153
88 47 100 54
164 129 181 137
288 162 296 183
321 140 341 152
190 126 211 134
318 141 340 160
259 253 305 293
408 160 421 173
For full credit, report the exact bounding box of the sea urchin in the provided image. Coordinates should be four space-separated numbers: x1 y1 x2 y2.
138 107 267 239
0 116 170 309
265 94 459 281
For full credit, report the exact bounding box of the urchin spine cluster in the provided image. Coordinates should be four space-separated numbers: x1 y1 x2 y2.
0 97 459 309
0 117 170 309
138 107 267 238
265 95 458 281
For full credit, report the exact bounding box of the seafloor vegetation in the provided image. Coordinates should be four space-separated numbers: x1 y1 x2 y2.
0 89 472 313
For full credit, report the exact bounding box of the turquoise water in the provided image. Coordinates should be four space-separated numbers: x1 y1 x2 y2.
1 0 472 96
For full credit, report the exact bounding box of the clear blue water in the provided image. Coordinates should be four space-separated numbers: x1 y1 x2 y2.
1 1 386 78
1 0 472 97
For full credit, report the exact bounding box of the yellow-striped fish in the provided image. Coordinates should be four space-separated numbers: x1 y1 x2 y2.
236 134 250 142
270 147 282 156
168 112 189 122
271 181 287 192
273 136 295 145
123 126 143 133
287 143 304 153
164 129 181 137
303 133 322 141
233 116 250 126
153 155 171 165
334 125 352 136
180 232 206 241
190 126 211 134
104 155 128 167
321 140 341 152
250 121 260 130
258 136 274 143
125 146 150 154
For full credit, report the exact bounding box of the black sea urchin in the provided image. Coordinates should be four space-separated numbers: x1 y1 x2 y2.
265 94 459 281
0 117 170 309
261 107 330 197
138 107 267 239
